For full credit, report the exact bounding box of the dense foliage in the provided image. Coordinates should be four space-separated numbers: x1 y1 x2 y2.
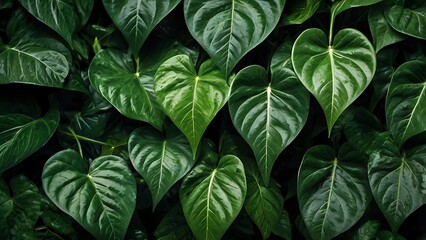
0 0 425 239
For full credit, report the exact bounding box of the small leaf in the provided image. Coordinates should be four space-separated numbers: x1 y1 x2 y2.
102 0 181 56
385 1 426 40
292 28 376 135
0 109 59 173
42 149 136 240
331 0 383 21
155 204 195 240
128 126 194 209
184 0 285 76
40 194 76 238
351 220 381 240
386 60 426 147
154 54 229 156
368 134 426 232
282 0 321 26
180 154 247 240
298 144 372 240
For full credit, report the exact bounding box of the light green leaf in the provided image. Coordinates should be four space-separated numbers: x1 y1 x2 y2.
18 0 94 45
155 204 195 240
331 0 383 21
102 0 181 56
369 4 406 53
180 154 247 240
386 60 426 147
298 144 371 240
42 149 136 240
0 109 59 173
154 54 229 156
0 175 41 239
282 0 321 26
292 28 376 135
128 126 194 209
368 134 426 232
184 0 286 76
385 1 426 40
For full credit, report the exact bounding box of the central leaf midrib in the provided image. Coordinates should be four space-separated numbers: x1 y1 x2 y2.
328 47 336 127
191 76 199 140
157 140 167 200
401 84 426 141
206 168 217 239
321 159 338 237
225 0 236 75
9 47 64 76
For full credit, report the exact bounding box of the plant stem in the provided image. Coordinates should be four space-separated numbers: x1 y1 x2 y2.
67 127 83 158
61 129 113 147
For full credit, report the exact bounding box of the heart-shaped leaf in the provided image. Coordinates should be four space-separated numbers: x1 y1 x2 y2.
0 109 59 173
42 149 136 240
244 159 284 239
368 134 426 232
102 0 181 56
282 0 321 26
128 126 194 209
154 54 229 156
292 28 376 134
386 60 426 147
385 1 426 40
331 0 383 22
180 154 246 240
184 0 285 76
298 144 371 240
0 175 41 239
0 10 70 87
18 0 94 45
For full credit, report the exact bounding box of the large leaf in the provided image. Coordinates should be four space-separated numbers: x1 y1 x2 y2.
180 154 246 240
384 1 426 40
368 4 406 53
42 149 136 240
331 0 383 22
128 126 194 209
0 10 70 87
292 28 376 135
0 109 59 173
18 0 94 45
0 175 41 239
102 0 181 56
154 54 229 156
184 0 285 76
368 134 426 232
244 159 284 239
298 144 371 240
386 60 426 147
282 0 321 26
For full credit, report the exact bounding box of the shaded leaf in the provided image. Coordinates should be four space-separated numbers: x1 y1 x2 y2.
331 0 383 22
385 1 426 40
351 220 381 240
271 209 292 240
155 204 195 240
282 0 321 25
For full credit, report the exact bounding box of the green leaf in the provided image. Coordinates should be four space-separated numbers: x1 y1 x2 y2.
331 0 383 21
40 194 76 238
0 109 59 173
376 230 406 240
155 204 195 240
368 135 426 232
271 209 292 240
184 0 286 76
385 1 426 40
18 0 94 45
351 220 381 240
0 0 13 9
0 10 70 87
298 144 372 240
128 126 194 209
42 149 136 240
369 4 406 53
244 159 284 239
89 49 165 129
102 0 181 56
180 154 247 240
154 54 229 156
282 0 321 25
0 175 41 239
292 28 376 135
386 60 426 147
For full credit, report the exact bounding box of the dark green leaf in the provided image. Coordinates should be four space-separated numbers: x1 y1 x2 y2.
292 28 376 135
282 0 321 25
385 2 426 40
351 220 381 240
184 0 286 76
128 126 194 208
42 149 136 240
40 194 76 238
102 0 181 56
154 204 195 240
376 230 406 240
298 144 371 240
271 209 292 240
331 0 383 21
180 154 246 240
0 0 13 9
154 54 229 156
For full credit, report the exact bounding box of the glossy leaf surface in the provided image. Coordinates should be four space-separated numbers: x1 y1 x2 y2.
271 210 292 240
298 144 371 240
102 0 181 56
386 60 426 147
292 28 376 134
155 55 229 156
0 109 59 173
385 2 426 40
42 149 136 240
128 126 194 209
331 0 383 21
282 0 321 25
18 0 94 45
368 135 426 232
184 0 285 76
180 154 246 240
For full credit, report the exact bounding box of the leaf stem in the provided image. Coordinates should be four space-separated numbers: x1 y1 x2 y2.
61 129 113 147
67 127 83 158
34 226 66 240
135 56 140 75
329 14 334 46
